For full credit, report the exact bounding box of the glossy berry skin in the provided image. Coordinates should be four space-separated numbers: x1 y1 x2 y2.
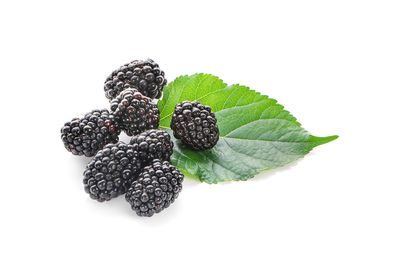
83 142 142 202
61 109 120 157
110 89 159 136
170 101 219 151
130 129 173 165
104 58 167 100
125 159 184 217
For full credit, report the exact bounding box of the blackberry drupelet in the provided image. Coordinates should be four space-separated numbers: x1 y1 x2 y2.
170 101 219 150
130 129 173 165
104 58 167 100
61 109 120 157
83 142 142 202
110 89 159 136
125 159 184 217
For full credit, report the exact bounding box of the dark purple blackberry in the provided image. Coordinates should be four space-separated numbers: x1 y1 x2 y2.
130 129 173 165
104 58 167 100
110 89 159 136
170 101 219 151
61 109 120 157
125 159 184 217
83 142 142 202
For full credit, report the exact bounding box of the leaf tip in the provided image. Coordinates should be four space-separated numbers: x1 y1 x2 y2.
325 135 339 142
310 134 339 145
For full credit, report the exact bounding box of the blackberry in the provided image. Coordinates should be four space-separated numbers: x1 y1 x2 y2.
83 142 142 202
125 159 184 217
61 109 120 157
110 89 159 136
170 101 219 150
104 58 167 100
130 129 173 165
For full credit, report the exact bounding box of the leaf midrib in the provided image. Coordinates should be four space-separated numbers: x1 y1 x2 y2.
160 126 318 144
160 96 289 123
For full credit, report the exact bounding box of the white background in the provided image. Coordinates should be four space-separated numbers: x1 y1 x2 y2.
1 1 399 277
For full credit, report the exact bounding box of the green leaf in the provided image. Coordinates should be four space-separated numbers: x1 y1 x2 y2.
158 74 338 184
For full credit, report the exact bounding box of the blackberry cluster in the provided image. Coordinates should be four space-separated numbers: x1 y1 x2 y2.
61 109 120 157
83 142 142 202
130 129 173 165
104 59 167 100
110 89 159 136
125 159 184 217
61 58 189 217
171 101 219 150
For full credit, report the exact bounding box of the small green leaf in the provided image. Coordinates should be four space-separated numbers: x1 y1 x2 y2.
158 74 338 184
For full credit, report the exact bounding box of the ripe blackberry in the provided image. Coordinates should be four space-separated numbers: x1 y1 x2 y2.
83 142 142 202
170 101 219 150
61 109 120 157
104 58 167 100
125 159 184 217
110 89 159 136
130 129 173 165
